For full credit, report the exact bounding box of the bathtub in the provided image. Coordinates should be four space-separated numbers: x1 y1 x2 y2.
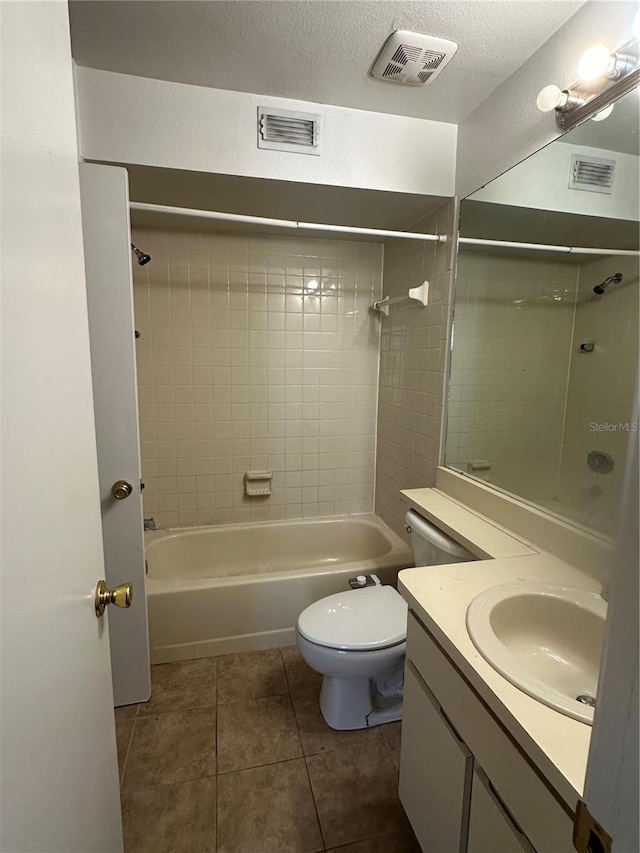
145 514 413 663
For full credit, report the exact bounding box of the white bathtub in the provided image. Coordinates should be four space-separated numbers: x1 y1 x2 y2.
145 514 413 663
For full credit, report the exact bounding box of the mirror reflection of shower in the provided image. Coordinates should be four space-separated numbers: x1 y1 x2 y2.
131 243 151 266
593 272 622 295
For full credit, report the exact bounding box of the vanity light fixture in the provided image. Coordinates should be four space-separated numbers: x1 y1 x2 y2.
536 33 639 130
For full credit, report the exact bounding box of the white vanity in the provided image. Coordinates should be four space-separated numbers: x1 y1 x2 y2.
396 485 607 853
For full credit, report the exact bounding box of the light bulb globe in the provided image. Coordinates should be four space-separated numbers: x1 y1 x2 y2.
591 103 614 122
578 45 613 81
536 84 565 112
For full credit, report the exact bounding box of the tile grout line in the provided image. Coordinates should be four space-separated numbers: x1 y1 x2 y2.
118 707 139 789
303 753 329 853
214 656 219 853
280 648 328 852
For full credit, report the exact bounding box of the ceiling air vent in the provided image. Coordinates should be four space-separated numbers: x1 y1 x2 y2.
569 153 615 194
258 107 321 156
371 30 458 86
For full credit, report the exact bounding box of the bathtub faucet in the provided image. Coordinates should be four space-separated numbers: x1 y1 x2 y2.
144 517 157 531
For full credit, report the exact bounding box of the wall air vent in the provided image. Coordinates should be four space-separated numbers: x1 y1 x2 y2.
370 30 458 87
258 107 321 156
569 153 615 194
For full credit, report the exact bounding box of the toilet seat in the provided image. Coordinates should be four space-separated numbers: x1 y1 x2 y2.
297 585 407 651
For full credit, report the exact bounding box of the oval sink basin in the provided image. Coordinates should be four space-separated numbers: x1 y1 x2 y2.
466 583 607 724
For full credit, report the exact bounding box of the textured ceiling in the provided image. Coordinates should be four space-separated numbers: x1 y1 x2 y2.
69 0 585 123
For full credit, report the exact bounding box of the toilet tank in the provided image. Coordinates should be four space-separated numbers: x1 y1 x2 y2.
405 509 475 567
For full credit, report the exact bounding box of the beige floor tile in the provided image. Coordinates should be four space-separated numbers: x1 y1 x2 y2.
326 831 421 853
306 741 411 849
381 721 403 769
137 657 217 716
122 777 215 853
123 708 216 792
217 649 288 704
217 759 324 853
116 720 135 780
280 645 323 692
115 703 141 721
217 695 302 773
291 689 383 756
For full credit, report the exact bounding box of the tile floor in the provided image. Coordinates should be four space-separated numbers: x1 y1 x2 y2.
115 647 421 853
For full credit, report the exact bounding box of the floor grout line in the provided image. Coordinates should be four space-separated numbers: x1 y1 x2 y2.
281 648 328 852
119 650 411 853
118 717 137 789
214 656 218 853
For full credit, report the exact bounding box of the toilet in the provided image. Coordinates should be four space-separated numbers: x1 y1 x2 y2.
296 510 475 730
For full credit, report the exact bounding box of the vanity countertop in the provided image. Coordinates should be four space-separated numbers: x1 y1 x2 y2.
398 487 601 810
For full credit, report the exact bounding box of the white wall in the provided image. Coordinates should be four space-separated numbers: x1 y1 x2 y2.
76 67 457 197
471 142 639 222
456 1 638 198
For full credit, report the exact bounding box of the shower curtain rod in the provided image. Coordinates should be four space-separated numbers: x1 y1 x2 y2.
129 202 638 256
129 202 447 243
459 237 639 257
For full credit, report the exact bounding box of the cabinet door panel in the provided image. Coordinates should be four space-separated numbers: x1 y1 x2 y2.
399 663 473 853
406 613 575 853
468 769 535 853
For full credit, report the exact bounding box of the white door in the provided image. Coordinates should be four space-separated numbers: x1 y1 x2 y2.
80 163 151 707
0 3 123 851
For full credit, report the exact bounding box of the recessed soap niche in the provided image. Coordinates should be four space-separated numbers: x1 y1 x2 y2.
244 471 273 497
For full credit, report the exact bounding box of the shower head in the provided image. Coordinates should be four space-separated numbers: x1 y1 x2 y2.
131 243 151 266
593 272 622 295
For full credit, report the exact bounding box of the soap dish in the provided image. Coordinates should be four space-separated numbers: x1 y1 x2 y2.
244 470 273 497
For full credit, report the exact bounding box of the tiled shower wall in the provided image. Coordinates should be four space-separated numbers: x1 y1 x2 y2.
446 253 578 503
132 229 382 529
374 201 457 539
557 254 639 534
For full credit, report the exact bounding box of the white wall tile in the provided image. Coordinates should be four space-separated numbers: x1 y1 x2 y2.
133 228 382 527
374 201 457 540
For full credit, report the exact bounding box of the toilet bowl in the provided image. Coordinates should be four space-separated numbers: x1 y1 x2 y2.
297 512 476 731
296 583 407 730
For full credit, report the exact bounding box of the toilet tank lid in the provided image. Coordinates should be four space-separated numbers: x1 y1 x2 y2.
297 585 407 651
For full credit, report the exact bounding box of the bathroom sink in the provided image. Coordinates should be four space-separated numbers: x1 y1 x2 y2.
466 583 607 724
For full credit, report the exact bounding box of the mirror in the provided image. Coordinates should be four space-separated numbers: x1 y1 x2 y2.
445 88 639 537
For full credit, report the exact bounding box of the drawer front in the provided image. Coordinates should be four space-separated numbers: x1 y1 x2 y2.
468 768 535 853
399 664 473 853
406 611 575 853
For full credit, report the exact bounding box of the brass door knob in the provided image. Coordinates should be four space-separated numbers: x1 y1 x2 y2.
111 479 133 500
95 580 133 617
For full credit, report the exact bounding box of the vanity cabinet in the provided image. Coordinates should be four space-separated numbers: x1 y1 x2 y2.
400 665 473 852
400 611 576 853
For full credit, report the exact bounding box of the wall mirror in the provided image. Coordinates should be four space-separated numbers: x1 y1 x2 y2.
445 88 639 537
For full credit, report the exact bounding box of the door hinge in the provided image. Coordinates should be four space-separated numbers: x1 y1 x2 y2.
573 800 612 853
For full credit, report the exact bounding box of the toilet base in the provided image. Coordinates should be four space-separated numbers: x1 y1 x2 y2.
319 673 403 730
